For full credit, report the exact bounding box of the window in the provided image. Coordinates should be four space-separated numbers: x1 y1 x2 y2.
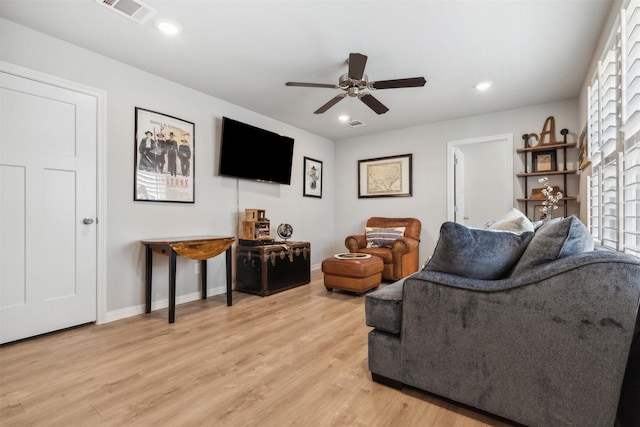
589 0 640 257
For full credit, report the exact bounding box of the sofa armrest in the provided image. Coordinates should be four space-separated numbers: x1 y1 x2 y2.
345 235 367 252
400 249 640 427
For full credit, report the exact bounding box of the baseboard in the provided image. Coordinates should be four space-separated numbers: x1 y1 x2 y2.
104 265 322 324
104 286 226 323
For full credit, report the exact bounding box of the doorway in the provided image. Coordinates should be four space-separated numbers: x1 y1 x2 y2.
447 134 513 228
0 62 106 343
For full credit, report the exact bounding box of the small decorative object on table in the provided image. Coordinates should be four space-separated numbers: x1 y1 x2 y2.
538 177 563 220
277 223 293 242
334 253 372 260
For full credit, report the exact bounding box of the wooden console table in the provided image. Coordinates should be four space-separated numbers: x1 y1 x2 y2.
141 235 235 323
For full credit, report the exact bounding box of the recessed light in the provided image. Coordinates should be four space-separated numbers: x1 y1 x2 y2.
155 19 181 35
475 81 493 91
338 115 350 122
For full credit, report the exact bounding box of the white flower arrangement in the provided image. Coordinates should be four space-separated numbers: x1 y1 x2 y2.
539 177 563 220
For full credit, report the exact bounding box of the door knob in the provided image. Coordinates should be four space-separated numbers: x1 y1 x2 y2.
83 217 95 225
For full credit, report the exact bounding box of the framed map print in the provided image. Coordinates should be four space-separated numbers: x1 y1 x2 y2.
358 154 412 198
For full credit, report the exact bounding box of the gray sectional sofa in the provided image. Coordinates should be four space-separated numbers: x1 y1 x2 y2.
365 216 640 427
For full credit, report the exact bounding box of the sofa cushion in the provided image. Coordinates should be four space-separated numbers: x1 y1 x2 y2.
423 222 534 280
365 279 406 334
366 226 405 248
487 208 535 234
510 215 594 277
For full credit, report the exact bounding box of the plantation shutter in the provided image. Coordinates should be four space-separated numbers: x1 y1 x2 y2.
622 0 640 256
588 81 601 240
596 30 621 249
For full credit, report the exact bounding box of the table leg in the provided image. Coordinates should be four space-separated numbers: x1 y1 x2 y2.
169 249 177 323
226 247 233 306
201 259 207 300
145 245 153 314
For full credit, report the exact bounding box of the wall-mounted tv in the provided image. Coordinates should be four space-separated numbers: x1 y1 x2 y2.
219 117 295 185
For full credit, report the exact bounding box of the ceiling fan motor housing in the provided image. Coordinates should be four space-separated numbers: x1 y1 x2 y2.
339 73 369 97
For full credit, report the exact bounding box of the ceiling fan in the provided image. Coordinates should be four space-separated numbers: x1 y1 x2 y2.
285 53 426 115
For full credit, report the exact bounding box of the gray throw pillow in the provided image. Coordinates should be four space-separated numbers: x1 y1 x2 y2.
509 215 594 277
423 222 534 280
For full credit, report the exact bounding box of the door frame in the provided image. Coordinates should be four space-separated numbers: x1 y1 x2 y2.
446 133 513 223
1 61 108 324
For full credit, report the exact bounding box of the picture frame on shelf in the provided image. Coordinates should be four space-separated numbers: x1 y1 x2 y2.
358 154 412 198
303 156 322 198
578 123 590 170
532 150 557 173
134 107 195 203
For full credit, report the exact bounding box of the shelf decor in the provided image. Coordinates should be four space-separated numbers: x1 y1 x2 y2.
134 107 194 203
358 154 412 198
578 123 591 170
517 124 577 220
532 150 557 172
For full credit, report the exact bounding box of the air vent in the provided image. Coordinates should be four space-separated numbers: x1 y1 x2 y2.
96 0 157 24
347 119 366 127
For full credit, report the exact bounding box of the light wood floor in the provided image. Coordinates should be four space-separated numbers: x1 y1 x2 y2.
1 270 517 426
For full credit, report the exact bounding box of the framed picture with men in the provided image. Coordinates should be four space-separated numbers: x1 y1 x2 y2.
134 107 195 203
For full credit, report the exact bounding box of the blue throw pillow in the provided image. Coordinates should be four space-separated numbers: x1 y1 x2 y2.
509 215 594 277
423 222 534 280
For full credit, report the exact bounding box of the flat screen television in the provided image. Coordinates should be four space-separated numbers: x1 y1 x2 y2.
219 117 295 185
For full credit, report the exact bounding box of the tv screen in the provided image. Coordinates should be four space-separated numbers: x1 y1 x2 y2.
219 117 294 185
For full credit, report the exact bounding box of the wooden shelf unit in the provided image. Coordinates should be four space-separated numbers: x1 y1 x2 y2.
517 129 578 220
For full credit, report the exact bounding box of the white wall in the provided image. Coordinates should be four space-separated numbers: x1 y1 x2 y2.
1 17 585 323
334 99 580 266
0 19 335 320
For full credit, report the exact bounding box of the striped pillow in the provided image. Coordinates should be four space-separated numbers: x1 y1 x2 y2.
365 227 406 248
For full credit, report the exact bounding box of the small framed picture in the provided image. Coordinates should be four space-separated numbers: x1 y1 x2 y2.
532 150 557 173
578 123 590 170
303 156 322 198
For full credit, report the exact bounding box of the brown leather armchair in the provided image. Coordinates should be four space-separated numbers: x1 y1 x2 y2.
345 217 421 281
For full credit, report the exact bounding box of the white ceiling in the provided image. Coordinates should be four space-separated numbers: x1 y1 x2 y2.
0 0 612 140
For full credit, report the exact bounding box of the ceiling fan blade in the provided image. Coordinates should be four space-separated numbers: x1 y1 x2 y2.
286 82 339 89
371 77 427 90
360 94 389 114
348 53 368 80
314 94 347 114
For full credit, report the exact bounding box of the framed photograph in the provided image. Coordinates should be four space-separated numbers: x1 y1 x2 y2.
303 156 323 198
532 150 557 173
578 123 590 170
134 107 195 203
358 154 412 198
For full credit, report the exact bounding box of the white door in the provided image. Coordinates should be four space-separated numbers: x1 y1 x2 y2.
0 72 97 344
453 147 466 224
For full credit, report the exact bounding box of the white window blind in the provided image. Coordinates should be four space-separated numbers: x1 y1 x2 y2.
623 0 640 134
624 130 640 256
590 28 621 249
589 81 601 240
623 0 640 256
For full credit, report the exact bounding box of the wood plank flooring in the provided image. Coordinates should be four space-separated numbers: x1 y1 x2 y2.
1 270 517 426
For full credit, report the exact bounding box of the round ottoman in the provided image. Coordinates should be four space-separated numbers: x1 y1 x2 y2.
321 255 384 294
